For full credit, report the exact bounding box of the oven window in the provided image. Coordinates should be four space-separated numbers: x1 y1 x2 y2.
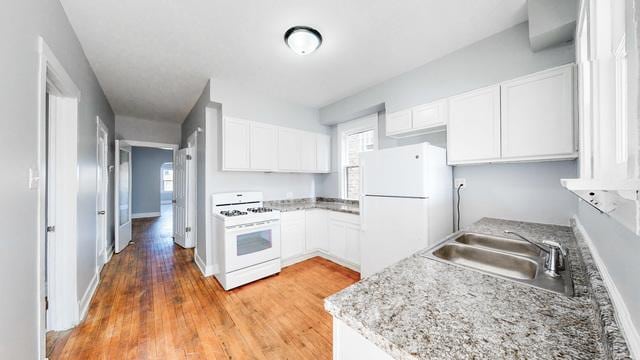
237 229 272 256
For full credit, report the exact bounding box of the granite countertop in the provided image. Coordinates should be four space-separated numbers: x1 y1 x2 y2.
324 218 631 359
265 197 360 215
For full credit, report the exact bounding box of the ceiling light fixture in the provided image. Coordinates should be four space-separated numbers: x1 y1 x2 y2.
284 26 322 55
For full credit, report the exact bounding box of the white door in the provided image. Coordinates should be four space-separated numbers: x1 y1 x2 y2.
316 134 331 173
185 147 196 248
96 118 109 265
222 117 251 170
277 128 301 171
361 196 429 277
447 85 501 164
386 109 412 135
300 131 317 171
412 100 447 130
173 148 188 247
114 140 132 253
328 221 348 260
305 209 329 252
280 211 306 259
250 122 277 171
500 65 576 159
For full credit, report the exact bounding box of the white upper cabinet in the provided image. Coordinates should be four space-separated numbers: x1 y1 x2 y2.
386 109 413 135
316 134 331 173
300 131 317 172
447 85 502 164
500 64 576 160
222 117 330 173
222 117 251 170
412 99 447 130
277 128 301 171
250 122 277 171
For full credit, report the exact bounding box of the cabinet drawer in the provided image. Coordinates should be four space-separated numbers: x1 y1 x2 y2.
328 211 360 225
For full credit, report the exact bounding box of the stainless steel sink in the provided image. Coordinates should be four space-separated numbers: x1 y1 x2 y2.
453 233 541 257
424 232 573 296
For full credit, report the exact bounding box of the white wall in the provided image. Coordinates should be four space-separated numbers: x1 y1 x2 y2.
317 22 578 226
0 0 115 357
115 115 181 144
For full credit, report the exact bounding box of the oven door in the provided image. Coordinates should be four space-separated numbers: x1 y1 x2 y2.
225 220 281 272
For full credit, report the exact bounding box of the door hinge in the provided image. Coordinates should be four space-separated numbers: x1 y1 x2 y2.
45 296 49 310
186 154 193 160
172 200 177 204
186 227 191 232
46 225 55 232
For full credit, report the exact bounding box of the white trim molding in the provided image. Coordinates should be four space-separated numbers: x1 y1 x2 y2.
78 270 100 322
195 252 217 277
132 212 161 219
573 216 640 357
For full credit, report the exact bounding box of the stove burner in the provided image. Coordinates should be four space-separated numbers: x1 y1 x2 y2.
220 210 248 217
247 207 273 213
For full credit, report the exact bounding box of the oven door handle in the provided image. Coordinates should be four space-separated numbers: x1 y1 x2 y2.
226 219 279 231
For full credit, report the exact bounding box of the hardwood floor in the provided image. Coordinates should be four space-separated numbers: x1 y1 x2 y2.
48 211 359 359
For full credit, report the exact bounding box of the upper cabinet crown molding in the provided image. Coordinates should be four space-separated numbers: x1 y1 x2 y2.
222 116 331 174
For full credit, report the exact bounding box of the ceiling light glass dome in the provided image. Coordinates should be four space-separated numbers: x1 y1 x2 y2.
284 26 322 55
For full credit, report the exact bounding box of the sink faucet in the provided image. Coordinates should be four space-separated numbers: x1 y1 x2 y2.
504 230 567 278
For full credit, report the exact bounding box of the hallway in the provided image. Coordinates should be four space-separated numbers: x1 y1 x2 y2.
48 211 359 359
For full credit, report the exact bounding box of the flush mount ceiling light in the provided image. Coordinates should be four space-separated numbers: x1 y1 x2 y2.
284 26 322 55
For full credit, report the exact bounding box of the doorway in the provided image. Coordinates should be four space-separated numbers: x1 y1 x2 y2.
38 38 82 358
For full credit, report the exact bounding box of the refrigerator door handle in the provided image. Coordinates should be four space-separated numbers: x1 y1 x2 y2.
360 162 366 231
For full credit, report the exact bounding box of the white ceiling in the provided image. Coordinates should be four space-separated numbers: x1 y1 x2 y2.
60 0 528 123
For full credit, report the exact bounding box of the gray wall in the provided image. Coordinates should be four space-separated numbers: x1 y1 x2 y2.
131 147 173 215
0 0 115 357
577 202 640 340
317 21 578 226
116 115 181 144
181 82 212 266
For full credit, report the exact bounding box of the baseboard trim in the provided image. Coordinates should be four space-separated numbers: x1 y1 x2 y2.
106 245 114 262
78 270 100 322
282 250 360 272
132 212 161 219
572 216 640 358
195 252 216 277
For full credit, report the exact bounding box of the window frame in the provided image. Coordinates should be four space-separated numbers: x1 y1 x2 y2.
161 162 173 193
337 113 379 200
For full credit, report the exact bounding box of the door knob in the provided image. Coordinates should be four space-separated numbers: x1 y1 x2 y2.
97 210 106 215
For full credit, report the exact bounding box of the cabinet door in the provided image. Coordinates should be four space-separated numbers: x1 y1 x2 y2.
345 223 360 266
328 221 347 261
281 211 306 259
501 65 575 159
250 122 277 171
412 100 447 130
447 85 501 164
223 117 251 170
316 134 331 173
386 109 412 135
277 128 301 171
305 209 328 252
300 131 317 172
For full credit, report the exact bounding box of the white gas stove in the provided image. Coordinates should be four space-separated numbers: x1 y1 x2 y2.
211 192 281 290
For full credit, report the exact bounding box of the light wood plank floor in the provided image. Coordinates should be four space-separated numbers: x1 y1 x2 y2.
48 210 359 359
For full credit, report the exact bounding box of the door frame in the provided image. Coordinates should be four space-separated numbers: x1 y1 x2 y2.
185 129 200 253
115 140 178 253
96 116 110 268
37 37 81 357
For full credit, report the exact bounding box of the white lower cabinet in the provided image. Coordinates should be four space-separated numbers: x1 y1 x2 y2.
281 209 360 270
280 211 306 260
305 209 329 252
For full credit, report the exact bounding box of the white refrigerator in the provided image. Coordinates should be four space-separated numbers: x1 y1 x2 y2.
360 142 452 277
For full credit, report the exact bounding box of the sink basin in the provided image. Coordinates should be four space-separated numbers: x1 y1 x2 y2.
432 244 537 280
424 232 573 296
454 233 541 257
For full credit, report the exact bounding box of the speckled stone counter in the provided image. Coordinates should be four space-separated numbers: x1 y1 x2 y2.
325 218 631 359
265 197 359 215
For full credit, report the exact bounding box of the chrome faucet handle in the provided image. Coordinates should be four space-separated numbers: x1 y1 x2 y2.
542 240 567 257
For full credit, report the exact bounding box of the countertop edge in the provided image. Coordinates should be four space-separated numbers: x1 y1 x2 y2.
570 218 633 359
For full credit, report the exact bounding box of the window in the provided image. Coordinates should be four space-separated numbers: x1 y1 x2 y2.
338 114 378 200
161 163 173 192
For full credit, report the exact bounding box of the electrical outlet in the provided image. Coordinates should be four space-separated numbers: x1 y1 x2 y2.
454 178 466 189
